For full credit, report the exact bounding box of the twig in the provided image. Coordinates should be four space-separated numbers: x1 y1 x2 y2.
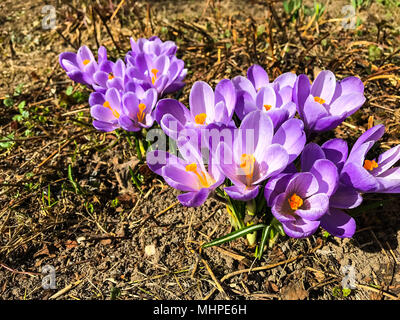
49 280 84 300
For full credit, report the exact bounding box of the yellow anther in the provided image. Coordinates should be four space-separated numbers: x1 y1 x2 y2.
108 73 114 80
194 113 207 125
83 59 90 66
288 193 303 211
314 96 326 104
363 159 378 171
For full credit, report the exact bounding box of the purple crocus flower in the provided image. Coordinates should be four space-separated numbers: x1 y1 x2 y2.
300 142 360 237
294 70 366 133
215 110 306 201
266 168 333 238
92 58 128 93
119 87 158 132
126 36 177 60
59 46 107 88
232 65 297 128
89 87 123 132
341 124 400 193
155 80 237 140
146 141 224 207
126 53 186 96
265 139 361 238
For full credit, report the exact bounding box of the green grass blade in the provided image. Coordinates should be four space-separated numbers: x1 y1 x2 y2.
257 225 271 259
202 223 266 248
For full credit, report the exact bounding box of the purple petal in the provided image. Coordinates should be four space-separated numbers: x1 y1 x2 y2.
272 118 306 163
320 208 356 238
235 110 274 156
294 74 311 114
254 144 289 183
232 76 257 99
162 164 200 192
271 193 296 223
247 65 269 91
340 162 379 192
328 93 365 117
224 185 260 201
89 92 105 107
256 86 277 110
155 98 190 125
311 70 336 105
286 172 319 198
264 173 295 207
295 193 330 221
189 81 215 119
215 79 236 118
321 138 348 172
375 145 400 175
91 105 115 122
146 150 186 175
375 167 400 193
309 159 339 196
265 109 289 130
302 96 329 131
352 124 385 152
177 188 210 207
330 184 363 209
301 143 326 172
92 120 118 132
282 217 320 238
274 72 297 91
313 115 344 132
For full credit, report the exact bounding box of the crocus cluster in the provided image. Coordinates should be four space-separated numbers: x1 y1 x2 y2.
60 36 400 242
59 36 187 132
147 63 400 240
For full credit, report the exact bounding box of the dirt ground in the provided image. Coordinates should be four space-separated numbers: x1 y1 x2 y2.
1 0 400 300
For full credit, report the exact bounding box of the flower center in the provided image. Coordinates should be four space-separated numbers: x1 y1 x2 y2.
288 193 303 211
108 73 115 80
239 154 255 186
137 103 146 123
103 101 120 119
194 113 207 125
314 96 325 104
264 104 272 111
185 163 212 188
363 159 378 171
83 59 90 66
151 68 159 85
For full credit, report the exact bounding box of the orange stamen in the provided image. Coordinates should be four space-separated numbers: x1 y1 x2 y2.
83 59 90 66
314 96 325 104
288 193 303 211
185 163 212 188
137 103 146 123
363 159 378 171
108 73 114 80
239 154 255 186
194 113 207 125
151 68 159 85
103 101 120 118
264 104 272 111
